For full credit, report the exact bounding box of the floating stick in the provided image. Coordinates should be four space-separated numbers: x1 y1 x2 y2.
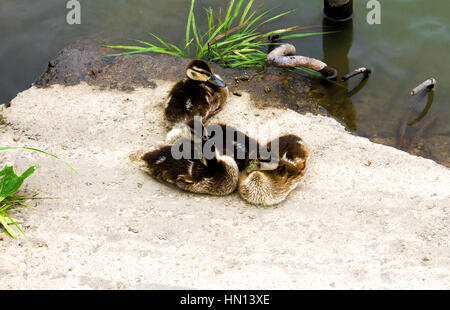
410 78 436 96
267 44 338 79
341 67 372 82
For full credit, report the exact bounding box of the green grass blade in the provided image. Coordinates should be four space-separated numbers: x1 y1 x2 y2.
168 44 186 57
243 8 273 32
240 0 254 24
105 50 152 57
191 12 201 47
0 147 78 174
0 213 18 238
9 200 34 210
223 0 235 30
260 9 296 25
0 204 10 212
229 0 244 27
147 34 171 49
206 21 230 46
104 45 148 50
206 8 214 38
278 31 338 40
243 8 257 25
4 213 25 237
215 33 260 48
186 0 195 46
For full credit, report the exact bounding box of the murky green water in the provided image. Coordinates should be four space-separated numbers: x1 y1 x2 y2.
1 0 449 164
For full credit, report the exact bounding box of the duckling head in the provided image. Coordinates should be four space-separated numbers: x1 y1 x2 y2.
238 156 306 206
239 164 289 206
186 59 226 88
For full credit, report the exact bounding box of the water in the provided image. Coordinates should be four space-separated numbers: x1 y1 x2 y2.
1 0 449 163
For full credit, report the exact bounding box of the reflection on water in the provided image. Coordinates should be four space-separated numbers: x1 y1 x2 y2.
317 17 356 131
0 0 448 165
407 90 435 127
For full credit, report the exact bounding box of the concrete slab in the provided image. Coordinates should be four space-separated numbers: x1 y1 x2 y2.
0 82 448 289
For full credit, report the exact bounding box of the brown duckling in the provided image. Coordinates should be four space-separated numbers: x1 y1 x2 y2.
238 134 309 206
142 138 239 196
164 59 229 125
166 118 260 171
204 123 260 171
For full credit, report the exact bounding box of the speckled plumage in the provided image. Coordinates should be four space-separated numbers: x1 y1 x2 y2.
238 134 309 206
164 60 229 124
142 138 239 196
166 120 260 171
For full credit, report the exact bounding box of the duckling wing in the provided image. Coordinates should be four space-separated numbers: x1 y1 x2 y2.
142 144 214 193
175 161 213 189
142 146 188 184
268 135 309 180
164 80 212 122
208 124 260 171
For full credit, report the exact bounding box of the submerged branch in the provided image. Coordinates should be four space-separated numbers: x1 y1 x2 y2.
408 90 435 126
407 115 438 152
341 67 372 82
396 109 412 150
267 44 338 79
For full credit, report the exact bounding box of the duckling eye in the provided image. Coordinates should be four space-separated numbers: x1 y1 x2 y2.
192 66 209 72
187 68 208 82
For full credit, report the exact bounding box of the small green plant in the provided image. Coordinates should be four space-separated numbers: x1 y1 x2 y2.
0 146 78 238
0 165 35 238
106 0 333 73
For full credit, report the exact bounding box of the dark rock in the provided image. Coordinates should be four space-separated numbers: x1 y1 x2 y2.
34 38 327 116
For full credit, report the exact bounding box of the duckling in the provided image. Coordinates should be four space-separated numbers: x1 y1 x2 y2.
204 123 260 171
166 118 260 171
238 134 309 206
141 138 239 196
164 59 229 125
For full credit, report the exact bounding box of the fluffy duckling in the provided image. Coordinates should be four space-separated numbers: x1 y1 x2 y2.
141 138 239 196
166 118 260 171
204 123 260 171
238 134 309 206
164 59 229 124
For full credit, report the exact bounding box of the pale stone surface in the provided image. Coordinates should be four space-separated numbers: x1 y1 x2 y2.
0 82 448 289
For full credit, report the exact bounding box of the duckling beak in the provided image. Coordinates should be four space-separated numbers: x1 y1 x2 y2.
200 154 208 167
246 159 260 174
214 148 222 161
208 74 226 88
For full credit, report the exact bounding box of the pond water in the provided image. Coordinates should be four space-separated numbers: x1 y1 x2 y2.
0 0 449 165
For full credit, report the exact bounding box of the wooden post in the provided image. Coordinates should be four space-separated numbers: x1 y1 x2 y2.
324 0 353 22
320 15 356 131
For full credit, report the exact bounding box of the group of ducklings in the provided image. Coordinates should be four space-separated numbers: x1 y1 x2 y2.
141 60 309 206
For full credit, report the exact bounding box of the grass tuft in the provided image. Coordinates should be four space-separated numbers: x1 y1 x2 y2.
0 165 35 238
0 146 77 238
105 0 336 76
